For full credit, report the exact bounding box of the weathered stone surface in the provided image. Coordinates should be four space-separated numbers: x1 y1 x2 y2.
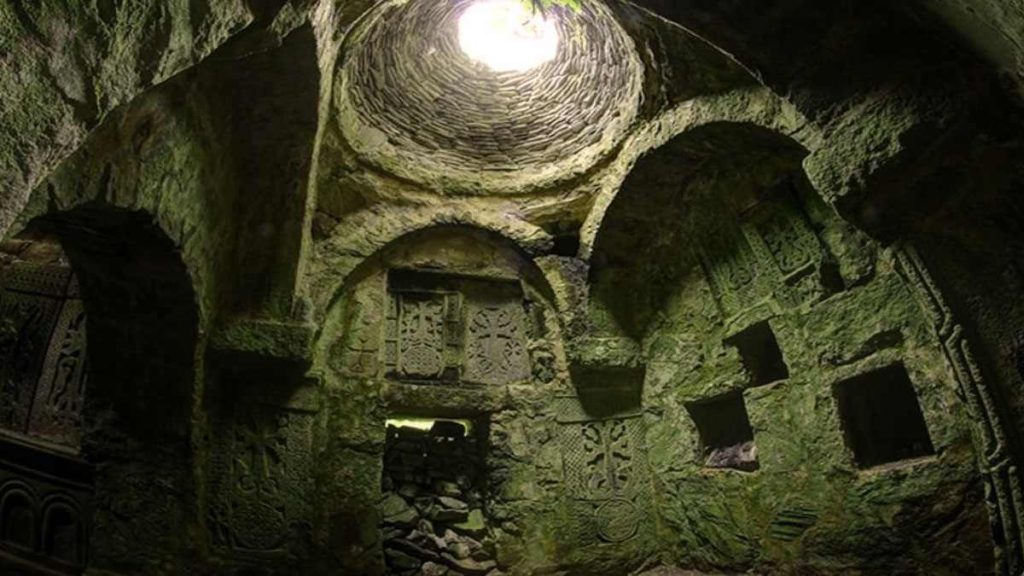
2 0 1022 574
453 510 487 536
441 552 497 575
0 0 262 238
386 547 422 570
421 561 450 576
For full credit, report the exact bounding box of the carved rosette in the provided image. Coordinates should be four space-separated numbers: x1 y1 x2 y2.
558 412 646 544
595 498 641 543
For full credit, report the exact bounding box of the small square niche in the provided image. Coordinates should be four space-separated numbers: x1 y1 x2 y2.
686 393 759 472
726 321 789 387
833 364 935 469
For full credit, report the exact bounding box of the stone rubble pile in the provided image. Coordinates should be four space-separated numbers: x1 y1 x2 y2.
381 422 504 576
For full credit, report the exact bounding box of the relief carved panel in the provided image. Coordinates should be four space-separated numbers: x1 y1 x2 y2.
699 224 761 317
464 302 530 385
559 414 645 544
382 270 535 386
208 404 314 557
28 299 88 446
340 278 384 377
397 294 449 379
0 442 92 572
0 263 85 449
751 203 819 278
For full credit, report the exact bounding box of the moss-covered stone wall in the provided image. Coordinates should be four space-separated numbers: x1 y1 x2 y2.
1 1 1023 575
588 150 993 572
306 227 660 574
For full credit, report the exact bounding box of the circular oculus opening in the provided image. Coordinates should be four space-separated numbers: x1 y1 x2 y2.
457 0 559 72
339 0 643 192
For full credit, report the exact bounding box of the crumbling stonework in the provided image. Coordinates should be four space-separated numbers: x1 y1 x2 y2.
380 421 499 576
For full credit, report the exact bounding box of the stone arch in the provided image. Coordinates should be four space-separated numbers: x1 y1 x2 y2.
3 202 202 572
0 482 36 552
580 88 820 261
317 223 562 360
585 96 1015 573
312 223 571 574
587 117 815 339
310 208 554 319
7 76 238 327
39 495 83 566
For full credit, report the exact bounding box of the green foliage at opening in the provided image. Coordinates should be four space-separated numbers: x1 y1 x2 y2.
525 0 583 14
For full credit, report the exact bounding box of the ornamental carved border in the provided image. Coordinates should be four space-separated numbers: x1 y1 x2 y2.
894 244 1024 576
380 270 537 387
0 263 87 449
556 399 647 545
0 443 92 572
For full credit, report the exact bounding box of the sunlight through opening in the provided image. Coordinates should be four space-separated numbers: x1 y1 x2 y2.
457 0 559 72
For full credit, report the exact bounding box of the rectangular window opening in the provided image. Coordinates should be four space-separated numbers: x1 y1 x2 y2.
685 393 759 472
833 364 935 469
385 417 473 436
726 321 789 387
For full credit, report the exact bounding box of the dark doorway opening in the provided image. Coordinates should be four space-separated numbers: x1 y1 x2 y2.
380 417 498 575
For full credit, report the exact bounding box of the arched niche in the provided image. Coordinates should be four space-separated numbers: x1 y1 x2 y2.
40 497 82 567
589 121 819 340
0 202 200 573
313 225 661 575
0 483 35 552
317 224 564 407
588 120 998 573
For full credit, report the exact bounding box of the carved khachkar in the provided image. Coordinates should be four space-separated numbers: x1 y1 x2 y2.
28 299 88 446
563 418 642 498
398 294 449 378
558 406 646 544
743 199 834 308
894 244 1024 576
0 263 86 449
383 270 534 386
464 302 530 385
699 223 760 317
208 404 314 557
700 196 833 318
749 203 819 278
340 277 384 377
385 289 461 381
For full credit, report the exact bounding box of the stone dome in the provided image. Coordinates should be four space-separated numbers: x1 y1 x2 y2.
337 0 643 193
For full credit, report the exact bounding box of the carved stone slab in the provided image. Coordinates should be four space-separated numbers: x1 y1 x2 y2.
207 403 315 558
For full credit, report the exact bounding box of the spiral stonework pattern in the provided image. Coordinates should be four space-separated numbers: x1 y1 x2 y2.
339 0 643 193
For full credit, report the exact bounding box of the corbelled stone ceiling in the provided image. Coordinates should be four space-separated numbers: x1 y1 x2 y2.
339 0 643 192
